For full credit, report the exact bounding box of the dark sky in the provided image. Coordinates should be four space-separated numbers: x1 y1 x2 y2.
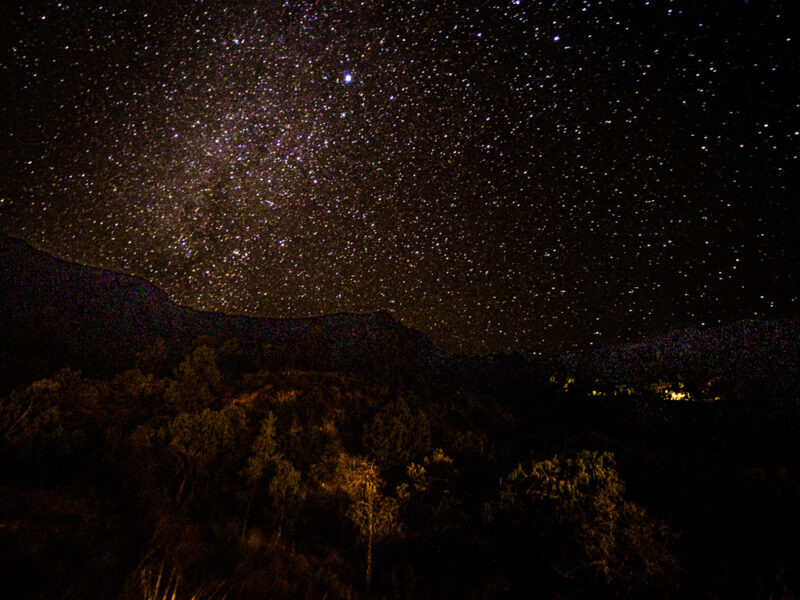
1 1 797 356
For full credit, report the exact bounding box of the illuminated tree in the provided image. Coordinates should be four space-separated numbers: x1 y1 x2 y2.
336 454 398 592
242 413 280 486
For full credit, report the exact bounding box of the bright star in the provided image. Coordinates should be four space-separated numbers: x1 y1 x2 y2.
343 72 353 83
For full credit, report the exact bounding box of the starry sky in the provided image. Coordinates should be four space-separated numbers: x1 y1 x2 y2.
1 1 797 356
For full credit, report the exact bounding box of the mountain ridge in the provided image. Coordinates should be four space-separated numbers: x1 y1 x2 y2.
0 232 444 391
3 232 799 400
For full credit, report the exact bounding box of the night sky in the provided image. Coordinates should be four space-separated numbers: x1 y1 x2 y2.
1 1 797 356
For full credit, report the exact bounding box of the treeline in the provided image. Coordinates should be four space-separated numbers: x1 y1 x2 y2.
1 338 798 598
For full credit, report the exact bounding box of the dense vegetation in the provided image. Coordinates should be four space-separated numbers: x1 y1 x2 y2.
1 337 798 599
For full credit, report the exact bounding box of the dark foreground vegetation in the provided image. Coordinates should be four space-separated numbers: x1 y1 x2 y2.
1 335 799 600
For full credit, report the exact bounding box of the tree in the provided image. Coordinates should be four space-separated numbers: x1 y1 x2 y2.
2 376 67 462
489 450 678 594
267 459 302 531
110 368 167 426
165 407 241 503
336 454 399 592
128 407 243 505
164 345 225 413
2 369 110 466
241 413 279 537
362 397 431 469
134 338 169 376
241 413 303 537
396 449 466 539
242 413 280 485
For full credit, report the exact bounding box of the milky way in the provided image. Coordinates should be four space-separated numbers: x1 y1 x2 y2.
1 1 797 355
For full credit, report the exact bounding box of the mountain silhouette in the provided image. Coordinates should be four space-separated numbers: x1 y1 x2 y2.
3 232 797 400
0 233 445 392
